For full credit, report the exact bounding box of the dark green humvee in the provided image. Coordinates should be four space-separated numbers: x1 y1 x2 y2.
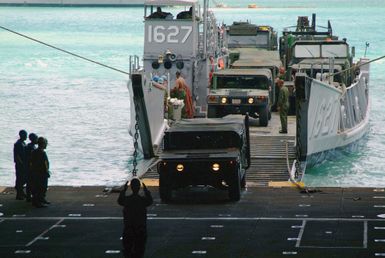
157 116 250 202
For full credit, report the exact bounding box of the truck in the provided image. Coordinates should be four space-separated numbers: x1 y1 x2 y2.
207 22 282 126
157 116 250 202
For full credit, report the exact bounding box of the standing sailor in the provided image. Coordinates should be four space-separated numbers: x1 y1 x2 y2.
118 178 153 258
277 81 289 134
13 129 27 200
30 137 50 207
25 133 38 202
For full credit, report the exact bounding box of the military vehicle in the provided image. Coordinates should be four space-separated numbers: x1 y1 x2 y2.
207 67 273 126
207 22 281 126
157 116 250 202
227 22 277 51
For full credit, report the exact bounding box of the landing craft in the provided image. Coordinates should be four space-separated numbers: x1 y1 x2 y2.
280 14 370 169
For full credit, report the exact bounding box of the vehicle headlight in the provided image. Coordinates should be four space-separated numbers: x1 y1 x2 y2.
248 97 254 104
212 163 220 172
176 164 184 172
221 97 227 104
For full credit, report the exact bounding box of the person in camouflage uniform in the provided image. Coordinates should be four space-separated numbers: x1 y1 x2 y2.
277 80 289 134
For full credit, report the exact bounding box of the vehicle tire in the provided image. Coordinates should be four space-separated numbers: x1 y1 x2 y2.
259 106 269 127
207 106 216 118
159 173 172 202
228 170 241 201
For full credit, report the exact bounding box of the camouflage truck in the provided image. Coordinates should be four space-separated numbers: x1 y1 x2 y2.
158 116 250 202
207 22 282 126
208 48 282 126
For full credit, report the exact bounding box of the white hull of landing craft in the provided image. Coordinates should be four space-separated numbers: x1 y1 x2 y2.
298 58 370 168
127 72 167 177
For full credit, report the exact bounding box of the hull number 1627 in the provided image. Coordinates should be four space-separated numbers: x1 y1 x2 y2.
147 25 192 44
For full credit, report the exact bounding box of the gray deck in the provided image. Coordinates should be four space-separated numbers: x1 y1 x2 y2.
2 186 385 257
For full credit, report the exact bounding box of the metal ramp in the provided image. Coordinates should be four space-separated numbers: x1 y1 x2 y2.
247 134 295 186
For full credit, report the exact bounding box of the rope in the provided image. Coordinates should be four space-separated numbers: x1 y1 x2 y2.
283 140 304 190
326 55 385 78
0 25 130 76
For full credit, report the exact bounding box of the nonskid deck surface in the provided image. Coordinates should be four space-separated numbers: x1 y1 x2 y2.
2 186 385 257
145 112 297 186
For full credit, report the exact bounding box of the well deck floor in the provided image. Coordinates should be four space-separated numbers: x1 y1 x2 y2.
2 185 385 257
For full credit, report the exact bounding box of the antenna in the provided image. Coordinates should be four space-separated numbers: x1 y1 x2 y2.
364 42 370 57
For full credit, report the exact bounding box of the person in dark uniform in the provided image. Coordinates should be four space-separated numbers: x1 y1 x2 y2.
30 137 50 208
13 129 27 200
118 178 153 258
25 133 38 202
177 6 193 19
147 7 173 19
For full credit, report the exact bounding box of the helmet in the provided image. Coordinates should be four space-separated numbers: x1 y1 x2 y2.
152 75 159 82
161 75 168 81
158 78 164 84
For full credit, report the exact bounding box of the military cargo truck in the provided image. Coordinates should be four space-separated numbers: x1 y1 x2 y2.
157 116 250 202
207 22 282 126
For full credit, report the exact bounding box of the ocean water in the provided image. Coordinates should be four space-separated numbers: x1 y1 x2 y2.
0 1 384 187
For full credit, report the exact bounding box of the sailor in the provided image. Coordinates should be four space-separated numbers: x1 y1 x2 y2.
171 71 194 118
118 178 153 258
277 81 289 134
147 7 173 20
13 129 27 200
30 137 50 208
177 6 193 19
25 132 38 202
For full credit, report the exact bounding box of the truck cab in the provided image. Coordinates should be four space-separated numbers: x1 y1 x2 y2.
157 116 250 202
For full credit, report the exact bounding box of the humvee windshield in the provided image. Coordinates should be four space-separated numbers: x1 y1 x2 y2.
294 43 348 58
164 131 241 150
228 32 269 48
215 75 268 90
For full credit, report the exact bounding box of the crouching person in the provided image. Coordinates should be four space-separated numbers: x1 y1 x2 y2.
118 179 153 258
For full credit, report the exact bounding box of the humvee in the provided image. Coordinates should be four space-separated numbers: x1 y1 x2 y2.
157 116 250 202
207 68 273 126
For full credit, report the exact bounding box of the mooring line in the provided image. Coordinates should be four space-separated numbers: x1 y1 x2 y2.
0 25 130 76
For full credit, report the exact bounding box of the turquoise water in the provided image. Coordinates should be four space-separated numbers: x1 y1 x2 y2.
1 1 384 186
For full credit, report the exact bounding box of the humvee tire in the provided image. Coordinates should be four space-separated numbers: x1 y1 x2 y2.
259 106 269 126
229 170 241 201
159 173 172 202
